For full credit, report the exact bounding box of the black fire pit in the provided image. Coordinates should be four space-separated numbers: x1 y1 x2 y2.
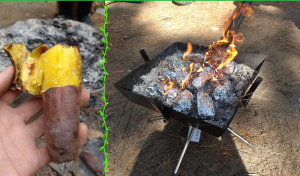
115 42 266 137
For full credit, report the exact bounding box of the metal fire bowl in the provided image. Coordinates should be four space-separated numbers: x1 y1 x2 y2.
114 42 266 137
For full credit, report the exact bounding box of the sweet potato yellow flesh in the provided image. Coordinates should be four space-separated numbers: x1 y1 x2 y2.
41 44 81 93
3 43 82 95
3 43 82 163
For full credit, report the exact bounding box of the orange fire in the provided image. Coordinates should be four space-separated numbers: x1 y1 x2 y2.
181 63 194 88
161 3 253 93
164 81 174 95
196 67 204 72
204 3 253 79
182 43 192 60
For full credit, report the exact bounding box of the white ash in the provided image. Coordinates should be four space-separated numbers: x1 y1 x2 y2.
132 52 256 129
162 71 179 82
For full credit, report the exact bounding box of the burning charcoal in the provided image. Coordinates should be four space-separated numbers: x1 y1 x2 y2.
192 67 213 89
194 63 202 71
192 77 205 89
223 61 237 74
173 90 193 114
162 71 179 81
197 92 215 120
200 67 213 80
184 53 204 63
163 88 179 106
176 71 189 85
146 82 164 97
213 81 232 101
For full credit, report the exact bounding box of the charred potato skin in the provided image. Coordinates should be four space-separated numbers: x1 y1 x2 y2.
42 85 82 163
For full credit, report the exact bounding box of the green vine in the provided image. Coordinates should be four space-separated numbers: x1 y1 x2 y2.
99 2 110 175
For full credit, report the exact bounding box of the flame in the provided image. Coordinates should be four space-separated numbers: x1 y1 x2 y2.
216 43 238 70
196 67 204 72
202 3 253 80
164 81 174 95
212 76 218 81
182 43 192 60
181 63 194 88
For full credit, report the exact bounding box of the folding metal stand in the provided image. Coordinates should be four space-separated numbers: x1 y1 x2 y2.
148 116 255 176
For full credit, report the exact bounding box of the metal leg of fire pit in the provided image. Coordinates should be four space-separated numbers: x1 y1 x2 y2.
148 116 164 122
227 127 255 149
172 126 197 176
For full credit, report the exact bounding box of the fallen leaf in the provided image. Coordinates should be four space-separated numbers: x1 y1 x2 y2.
88 129 104 139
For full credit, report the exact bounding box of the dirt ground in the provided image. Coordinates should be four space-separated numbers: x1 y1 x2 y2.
106 1 300 176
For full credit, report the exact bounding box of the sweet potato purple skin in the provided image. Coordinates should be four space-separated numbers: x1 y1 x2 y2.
42 85 82 163
81 152 105 176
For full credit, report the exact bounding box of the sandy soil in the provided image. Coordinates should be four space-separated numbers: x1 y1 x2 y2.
106 1 300 175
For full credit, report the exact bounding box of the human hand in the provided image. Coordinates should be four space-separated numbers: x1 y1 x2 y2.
0 66 90 176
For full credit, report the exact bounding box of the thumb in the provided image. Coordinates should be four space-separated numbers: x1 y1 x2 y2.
0 65 15 97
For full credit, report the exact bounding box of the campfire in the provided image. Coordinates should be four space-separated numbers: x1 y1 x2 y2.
132 4 255 129
115 2 265 137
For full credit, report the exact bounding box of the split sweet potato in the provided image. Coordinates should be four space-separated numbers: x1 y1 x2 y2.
3 43 82 163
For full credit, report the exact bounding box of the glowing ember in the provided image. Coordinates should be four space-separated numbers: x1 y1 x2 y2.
212 76 218 81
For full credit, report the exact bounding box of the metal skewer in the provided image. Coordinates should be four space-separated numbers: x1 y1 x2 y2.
227 127 255 149
172 126 199 176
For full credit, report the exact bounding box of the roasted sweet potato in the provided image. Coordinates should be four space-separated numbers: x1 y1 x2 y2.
3 43 82 163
